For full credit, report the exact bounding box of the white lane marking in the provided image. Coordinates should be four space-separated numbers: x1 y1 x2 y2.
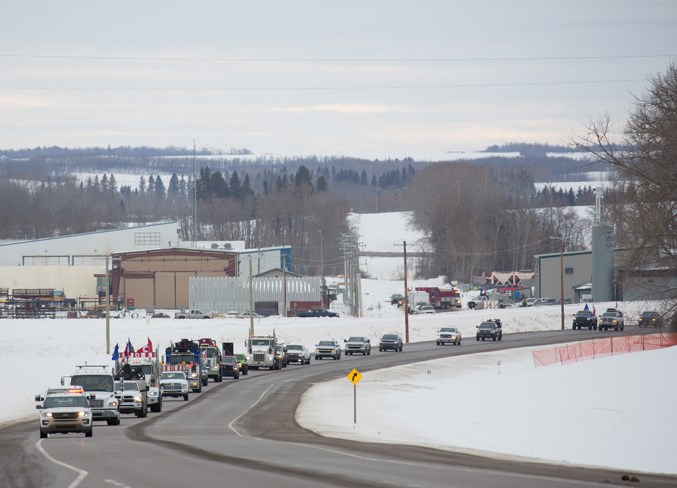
104 479 132 487
227 384 274 437
35 439 88 488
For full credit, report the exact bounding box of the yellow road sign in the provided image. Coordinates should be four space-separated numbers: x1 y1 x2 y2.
347 368 362 384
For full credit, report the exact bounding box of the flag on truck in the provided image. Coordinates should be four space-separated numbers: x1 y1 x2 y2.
111 343 119 361
139 337 153 354
124 338 135 357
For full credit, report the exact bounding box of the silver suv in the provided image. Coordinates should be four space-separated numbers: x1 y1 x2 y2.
37 393 93 438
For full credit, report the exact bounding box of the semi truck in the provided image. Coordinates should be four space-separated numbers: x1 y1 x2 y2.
198 337 223 382
165 339 207 392
245 334 282 370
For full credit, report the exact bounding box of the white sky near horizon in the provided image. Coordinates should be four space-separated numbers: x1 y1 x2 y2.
1 1 676 159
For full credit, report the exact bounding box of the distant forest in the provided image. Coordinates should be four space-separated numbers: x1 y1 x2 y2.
0 143 613 280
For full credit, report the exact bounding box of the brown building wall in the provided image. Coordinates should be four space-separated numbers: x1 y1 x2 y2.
112 248 237 309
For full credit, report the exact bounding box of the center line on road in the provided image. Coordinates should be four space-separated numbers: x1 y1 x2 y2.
36 439 88 488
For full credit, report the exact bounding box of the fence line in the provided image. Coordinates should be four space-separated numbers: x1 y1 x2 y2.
532 333 677 367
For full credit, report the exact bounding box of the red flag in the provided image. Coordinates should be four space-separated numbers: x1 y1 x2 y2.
592 304 596 315
140 337 153 354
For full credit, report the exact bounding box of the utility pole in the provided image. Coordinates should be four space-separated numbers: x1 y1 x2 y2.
559 237 565 331
394 241 410 344
282 255 287 317
105 255 111 354
248 256 255 337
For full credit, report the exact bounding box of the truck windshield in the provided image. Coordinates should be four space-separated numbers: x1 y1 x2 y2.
251 339 270 346
70 375 114 392
168 354 194 365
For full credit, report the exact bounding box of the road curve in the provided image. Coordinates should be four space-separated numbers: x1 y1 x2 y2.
2 328 676 488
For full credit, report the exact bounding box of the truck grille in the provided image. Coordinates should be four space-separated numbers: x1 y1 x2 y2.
53 412 80 420
253 352 266 362
89 399 103 408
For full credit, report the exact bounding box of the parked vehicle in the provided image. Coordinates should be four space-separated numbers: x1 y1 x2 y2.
315 340 341 360
298 308 339 318
286 344 311 364
344 336 371 355
159 371 189 401
436 327 461 346
476 321 503 341
174 309 214 319
390 294 404 305
36 392 93 438
379 333 403 352
572 310 598 330
237 311 263 319
415 305 436 314
638 311 663 327
599 308 625 331
414 286 462 310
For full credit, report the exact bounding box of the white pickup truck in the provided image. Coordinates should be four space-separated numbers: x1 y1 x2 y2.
174 309 214 319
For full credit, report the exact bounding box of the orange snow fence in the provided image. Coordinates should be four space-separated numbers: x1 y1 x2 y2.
532 333 677 367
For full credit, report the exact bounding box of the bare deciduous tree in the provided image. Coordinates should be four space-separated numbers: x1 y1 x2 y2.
574 62 677 328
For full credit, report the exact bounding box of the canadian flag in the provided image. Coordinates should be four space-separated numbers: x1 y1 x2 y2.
139 337 153 354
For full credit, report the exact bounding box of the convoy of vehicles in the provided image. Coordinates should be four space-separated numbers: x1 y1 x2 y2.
436 327 462 346
344 336 371 355
315 340 342 360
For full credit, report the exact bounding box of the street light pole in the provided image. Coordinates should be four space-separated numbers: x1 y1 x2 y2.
559 237 565 331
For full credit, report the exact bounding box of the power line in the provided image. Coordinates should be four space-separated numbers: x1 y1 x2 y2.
0 78 648 93
1 53 674 63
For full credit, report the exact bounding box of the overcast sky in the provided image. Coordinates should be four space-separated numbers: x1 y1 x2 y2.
1 1 676 159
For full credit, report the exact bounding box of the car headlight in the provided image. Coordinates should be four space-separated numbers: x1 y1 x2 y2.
45 412 53 418
148 390 158 397
133 396 142 403
78 411 87 417
110 400 118 407
190 373 198 379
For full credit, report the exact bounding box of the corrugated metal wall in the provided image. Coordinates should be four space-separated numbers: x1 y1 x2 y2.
189 276 321 313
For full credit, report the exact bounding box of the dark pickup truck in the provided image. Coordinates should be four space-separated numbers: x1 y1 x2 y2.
572 310 598 330
476 320 503 341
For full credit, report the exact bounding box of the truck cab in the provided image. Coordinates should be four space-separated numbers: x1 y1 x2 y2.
64 365 120 426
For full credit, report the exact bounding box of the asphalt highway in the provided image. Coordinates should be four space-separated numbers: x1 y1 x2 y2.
2 328 675 488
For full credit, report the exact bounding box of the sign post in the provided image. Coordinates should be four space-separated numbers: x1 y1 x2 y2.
346 368 363 424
